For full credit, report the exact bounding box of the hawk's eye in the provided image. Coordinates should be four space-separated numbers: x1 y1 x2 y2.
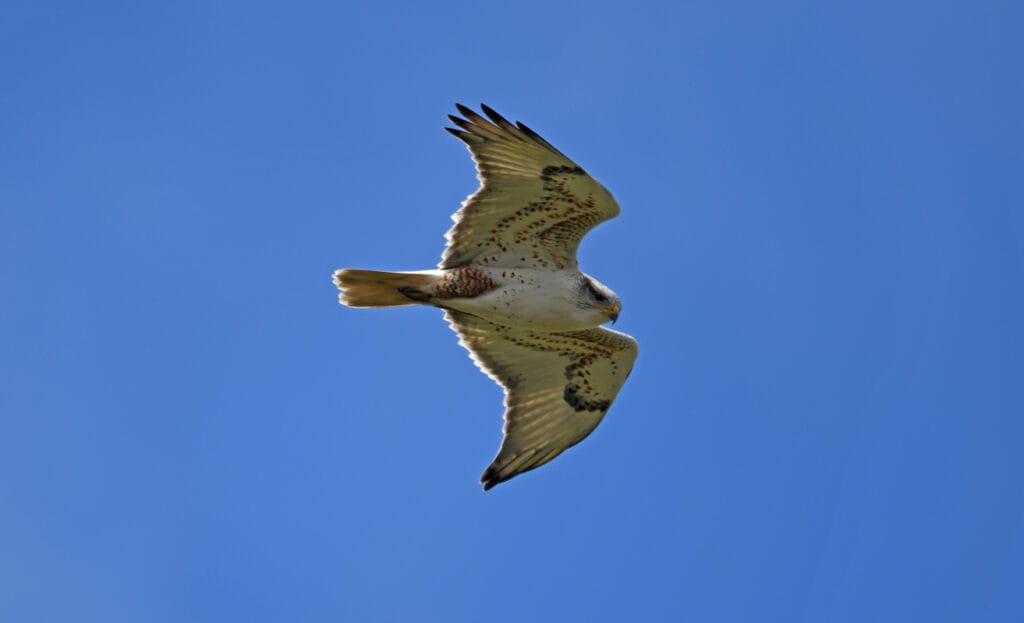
586 281 607 302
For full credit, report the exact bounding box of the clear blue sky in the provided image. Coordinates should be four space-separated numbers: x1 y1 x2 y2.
2 1 1022 621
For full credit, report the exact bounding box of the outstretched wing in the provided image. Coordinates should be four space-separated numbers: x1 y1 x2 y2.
442 104 620 271
446 310 638 490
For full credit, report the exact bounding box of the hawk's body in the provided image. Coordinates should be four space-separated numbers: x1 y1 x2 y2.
334 105 638 490
340 266 611 332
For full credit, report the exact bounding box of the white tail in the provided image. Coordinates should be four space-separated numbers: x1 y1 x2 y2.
332 269 440 308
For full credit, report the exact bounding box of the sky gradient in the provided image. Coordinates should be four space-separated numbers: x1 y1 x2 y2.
2 1 1023 621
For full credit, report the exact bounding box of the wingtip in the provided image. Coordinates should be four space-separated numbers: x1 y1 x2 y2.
480 466 503 491
515 120 558 151
481 103 520 133
479 103 503 123
447 113 476 132
516 120 539 137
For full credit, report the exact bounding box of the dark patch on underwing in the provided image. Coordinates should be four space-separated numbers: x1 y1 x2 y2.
540 165 585 181
562 358 612 413
563 382 611 413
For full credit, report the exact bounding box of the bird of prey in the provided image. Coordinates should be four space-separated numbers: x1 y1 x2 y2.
333 104 638 490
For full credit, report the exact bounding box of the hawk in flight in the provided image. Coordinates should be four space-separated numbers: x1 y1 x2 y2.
334 104 638 490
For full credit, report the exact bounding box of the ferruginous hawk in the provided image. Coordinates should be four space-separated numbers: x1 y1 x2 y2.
333 104 638 490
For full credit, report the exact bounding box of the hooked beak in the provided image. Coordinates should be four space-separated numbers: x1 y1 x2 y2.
597 303 621 323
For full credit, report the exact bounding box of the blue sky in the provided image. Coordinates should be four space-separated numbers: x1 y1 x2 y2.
2 1 1022 621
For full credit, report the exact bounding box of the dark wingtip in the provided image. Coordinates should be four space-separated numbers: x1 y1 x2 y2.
516 120 538 137
448 113 477 132
480 466 502 491
480 103 504 123
516 120 550 146
482 103 521 133
454 102 474 117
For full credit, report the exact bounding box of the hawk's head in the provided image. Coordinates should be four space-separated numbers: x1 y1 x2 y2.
580 276 621 324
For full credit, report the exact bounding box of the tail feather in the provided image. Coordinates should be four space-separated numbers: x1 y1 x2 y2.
333 269 439 308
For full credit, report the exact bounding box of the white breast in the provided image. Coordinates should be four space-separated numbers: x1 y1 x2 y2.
441 268 605 331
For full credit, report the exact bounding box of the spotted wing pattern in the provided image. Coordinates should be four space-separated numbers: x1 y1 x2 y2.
442 104 620 271
446 310 639 490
